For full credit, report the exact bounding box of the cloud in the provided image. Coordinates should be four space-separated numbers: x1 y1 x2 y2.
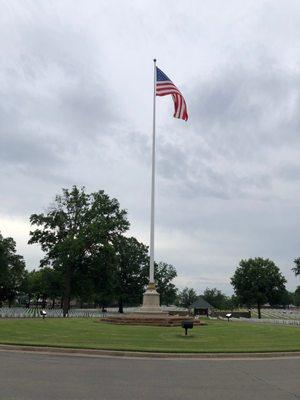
152 63 300 208
191 65 300 147
1 1 300 293
0 3 120 217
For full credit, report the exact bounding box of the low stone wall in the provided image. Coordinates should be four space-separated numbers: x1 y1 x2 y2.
101 314 204 327
168 310 189 316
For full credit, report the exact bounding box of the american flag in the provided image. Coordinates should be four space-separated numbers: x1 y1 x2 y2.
156 67 188 121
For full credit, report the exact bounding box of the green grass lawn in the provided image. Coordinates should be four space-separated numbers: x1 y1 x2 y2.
0 318 299 353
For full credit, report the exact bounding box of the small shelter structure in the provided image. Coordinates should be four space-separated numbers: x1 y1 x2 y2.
189 297 213 316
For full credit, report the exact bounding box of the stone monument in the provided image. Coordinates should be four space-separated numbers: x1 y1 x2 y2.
141 282 161 313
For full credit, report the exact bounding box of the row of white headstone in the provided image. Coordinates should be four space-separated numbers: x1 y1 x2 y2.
231 316 300 326
0 307 106 318
0 305 186 318
251 308 300 320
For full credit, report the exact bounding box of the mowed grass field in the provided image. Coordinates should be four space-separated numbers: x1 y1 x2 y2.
0 318 299 353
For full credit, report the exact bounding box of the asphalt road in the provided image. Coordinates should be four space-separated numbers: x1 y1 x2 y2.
0 351 299 400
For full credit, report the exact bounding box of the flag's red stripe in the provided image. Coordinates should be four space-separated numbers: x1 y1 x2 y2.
156 77 188 121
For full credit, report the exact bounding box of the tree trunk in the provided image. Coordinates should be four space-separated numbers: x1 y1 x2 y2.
52 298 55 309
27 295 32 308
257 303 261 319
118 297 124 313
63 266 72 317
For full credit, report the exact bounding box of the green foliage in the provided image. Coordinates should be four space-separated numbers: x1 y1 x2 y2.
202 288 232 310
28 186 129 316
177 287 198 308
292 258 300 277
154 262 177 306
113 236 149 312
27 185 178 311
294 287 300 307
231 257 287 318
0 232 26 306
112 238 178 310
279 289 294 307
24 268 63 307
226 295 241 310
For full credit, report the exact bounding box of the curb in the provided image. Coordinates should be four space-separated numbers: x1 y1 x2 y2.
1 344 300 360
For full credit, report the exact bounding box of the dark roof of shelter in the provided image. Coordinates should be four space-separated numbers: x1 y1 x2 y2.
189 296 213 309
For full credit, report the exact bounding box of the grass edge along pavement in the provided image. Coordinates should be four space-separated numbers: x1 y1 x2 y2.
0 318 299 354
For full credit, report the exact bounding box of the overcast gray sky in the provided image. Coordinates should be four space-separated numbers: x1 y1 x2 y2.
1 0 300 294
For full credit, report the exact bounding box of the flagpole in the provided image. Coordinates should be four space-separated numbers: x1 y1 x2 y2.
149 58 156 285
141 61 187 312
141 59 160 312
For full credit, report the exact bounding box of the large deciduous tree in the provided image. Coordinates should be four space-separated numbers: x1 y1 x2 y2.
112 239 178 311
294 287 300 307
0 232 26 307
25 268 63 308
177 287 198 308
154 262 177 306
202 288 229 310
28 186 129 316
231 257 287 319
113 236 149 313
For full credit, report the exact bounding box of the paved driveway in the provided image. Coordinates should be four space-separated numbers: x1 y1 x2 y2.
0 351 299 400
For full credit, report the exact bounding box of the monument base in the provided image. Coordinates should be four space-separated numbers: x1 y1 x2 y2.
140 282 163 313
101 283 198 326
